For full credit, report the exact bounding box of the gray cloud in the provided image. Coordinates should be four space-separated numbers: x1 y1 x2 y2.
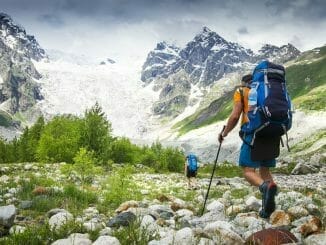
237 27 249 35
38 14 65 27
0 0 325 58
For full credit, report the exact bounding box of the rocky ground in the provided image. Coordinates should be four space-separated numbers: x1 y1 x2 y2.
0 162 325 244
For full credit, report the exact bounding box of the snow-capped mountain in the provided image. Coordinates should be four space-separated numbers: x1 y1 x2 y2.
0 13 47 61
257 43 301 64
141 27 301 119
142 27 254 87
0 13 44 119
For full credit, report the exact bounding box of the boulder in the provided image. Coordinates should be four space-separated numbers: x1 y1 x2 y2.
287 206 309 219
49 212 73 230
175 227 195 244
304 233 326 245
51 233 91 245
270 210 291 227
107 211 136 227
299 216 322 237
204 221 244 245
245 196 261 211
0 205 17 228
93 235 120 245
291 162 318 175
206 200 224 213
245 228 297 244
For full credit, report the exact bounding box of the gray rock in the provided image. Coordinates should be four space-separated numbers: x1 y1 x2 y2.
304 233 326 245
51 233 91 245
107 211 136 227
19 200 33 209
206 200 224 213
204 221 244 244
47 208 68 218
175 227 196 245
0 204 17 228
49 212 73 230
92 235 120 245
291 162 319 175
245 196 261 211
9 225 26 234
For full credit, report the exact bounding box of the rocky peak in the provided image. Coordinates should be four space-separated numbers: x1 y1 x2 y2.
0 12 47 61
257 43 300 63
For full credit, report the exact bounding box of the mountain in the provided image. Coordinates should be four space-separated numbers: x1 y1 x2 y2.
0 13 46 128
141 27 301 119
257 43 301 64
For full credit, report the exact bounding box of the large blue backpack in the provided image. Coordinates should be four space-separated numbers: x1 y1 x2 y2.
240 61 292 150
187 154 198 172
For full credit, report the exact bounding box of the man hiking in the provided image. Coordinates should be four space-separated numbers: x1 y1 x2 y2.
218 73 279 218
185 153 199 189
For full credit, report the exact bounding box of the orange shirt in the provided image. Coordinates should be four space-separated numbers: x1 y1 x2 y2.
233 86 249 125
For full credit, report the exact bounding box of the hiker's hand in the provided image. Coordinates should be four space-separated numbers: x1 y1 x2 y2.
218 132 227 143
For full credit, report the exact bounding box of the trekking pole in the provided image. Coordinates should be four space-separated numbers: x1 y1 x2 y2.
201 126 225 216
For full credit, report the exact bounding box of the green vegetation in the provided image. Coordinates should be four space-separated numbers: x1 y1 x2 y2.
0 103 184 173
290 130 325 153
286 57 326 101
112 219 159 245
197 162 242 178
292 85 326 111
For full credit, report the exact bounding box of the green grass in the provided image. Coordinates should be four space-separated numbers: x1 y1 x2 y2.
198 162 242 178
112 219 159 245
0 220 91 245
292 85 326 111
173 91 233 135
290 130 326 153
286 57 326 100
16 176 98 216
272 162 297 175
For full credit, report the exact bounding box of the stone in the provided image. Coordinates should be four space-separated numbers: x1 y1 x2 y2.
175 227 195 244
288 206 309 219
299 216 322 237
0 175 10 183
245 196 261 211
9 225 26 234
270 210 291 227
83 220 104 232
47 208 68 218
304 233 326 245
245 228 298 244
0 205 17 228
99 227 113 236
206 200 224 213
291 162 319 175
19 200 33 209
93 235 121 245
198 238 215 245
141 215 159 234
24 164 33 171
51 233 92 245
176 209 193 218
140 189 149 195
32 186 48 195
115 200 138 213
191 209 226 228
49 212 73 230
170 198 187 212
107 211 136 227
204 221 244 245
226 204 246 216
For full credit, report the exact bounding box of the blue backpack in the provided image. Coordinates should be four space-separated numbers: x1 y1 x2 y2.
240 61 292 150
187 154 198 172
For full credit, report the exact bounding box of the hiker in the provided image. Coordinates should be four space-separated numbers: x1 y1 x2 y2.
218 62 292 218
185 153 199 189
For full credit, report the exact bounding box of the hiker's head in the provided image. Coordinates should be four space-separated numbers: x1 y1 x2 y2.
241 74 252 86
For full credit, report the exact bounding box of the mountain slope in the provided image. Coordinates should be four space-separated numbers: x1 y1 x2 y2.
171 45 326 136
0 13 46 126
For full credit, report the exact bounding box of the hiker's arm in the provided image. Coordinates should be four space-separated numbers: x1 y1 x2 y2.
219 101 242 141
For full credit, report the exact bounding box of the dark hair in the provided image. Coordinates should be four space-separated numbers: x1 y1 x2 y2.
241 74 252 84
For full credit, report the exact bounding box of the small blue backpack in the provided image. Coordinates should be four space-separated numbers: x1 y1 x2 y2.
240 61 292 150
187 154 198 172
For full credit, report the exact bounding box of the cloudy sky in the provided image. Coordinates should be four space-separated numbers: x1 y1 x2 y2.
2 0 326 60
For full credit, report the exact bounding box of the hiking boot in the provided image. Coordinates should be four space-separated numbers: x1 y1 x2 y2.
259 181 277 218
